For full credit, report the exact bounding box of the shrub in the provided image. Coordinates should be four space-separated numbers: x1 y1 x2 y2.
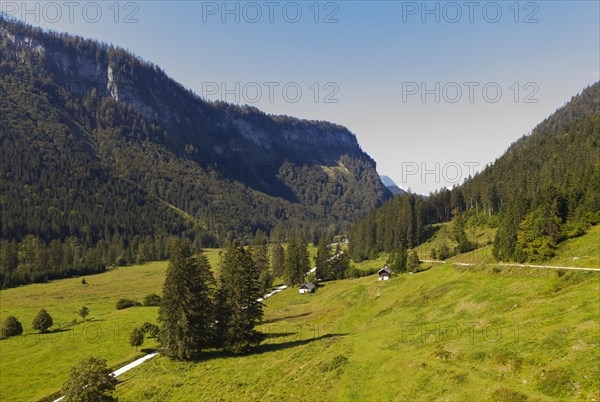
1 316 23 338
143 294 162 306
491 387 528 402
78 306 89 320
437 243 453 260
61 357 117 401
115 298 139 310
140 322 160 338
129 327 144 350
344 266 378 279
32 309 53 333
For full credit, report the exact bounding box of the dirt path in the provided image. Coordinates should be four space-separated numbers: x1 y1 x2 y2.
421 259 600 272
52 250 345 401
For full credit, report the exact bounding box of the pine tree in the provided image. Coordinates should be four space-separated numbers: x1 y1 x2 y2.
251 230 270 273
329 244 349 279
78 306 89 320
271 243 285 278
216 244 264 354
32 309 53 333
315 237 332 280
252 230 272 293
451 209 474 254
407 251 420 273
1 316 23 338
159 240 216 360
283 237 310 286
389 245 408 274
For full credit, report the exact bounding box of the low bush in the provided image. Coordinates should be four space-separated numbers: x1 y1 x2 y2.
1 316 23 338
116 298 140 310
143 294 162 306
490 387 528 402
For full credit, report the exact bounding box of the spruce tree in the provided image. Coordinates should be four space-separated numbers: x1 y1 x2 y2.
216 244 264 353
390 245 408 274
252 230 273 293
330 244 349 279
315 238 332 280
251 230 270 273
32 309 53 333
283 237 310 286
159 240 216 360
1 316 23 338
283 237 297 286
271 243 285 278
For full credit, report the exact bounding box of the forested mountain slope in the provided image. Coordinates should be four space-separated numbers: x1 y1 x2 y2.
350 82 600 263
0 17 389 286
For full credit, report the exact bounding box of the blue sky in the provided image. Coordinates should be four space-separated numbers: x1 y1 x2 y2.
4 0 599 193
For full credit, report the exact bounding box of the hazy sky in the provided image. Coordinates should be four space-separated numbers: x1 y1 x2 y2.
4 1 599 194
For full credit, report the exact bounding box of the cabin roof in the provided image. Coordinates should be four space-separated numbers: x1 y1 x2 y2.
300 282 316 290
378 266 392 275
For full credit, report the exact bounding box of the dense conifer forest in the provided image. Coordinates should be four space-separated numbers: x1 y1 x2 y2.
0 17 389 287
349 83 600 263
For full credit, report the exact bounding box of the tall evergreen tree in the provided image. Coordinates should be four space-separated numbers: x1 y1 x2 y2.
158 240 216 360
251 230 270 273
252 230 274 293
271 243 285 278
389 245 408 274
216 244 264 354
283 237 310 286
329 244 349 280
315 237 332 280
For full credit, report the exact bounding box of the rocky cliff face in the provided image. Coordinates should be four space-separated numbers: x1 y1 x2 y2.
0 17 389 241
1 22 362 165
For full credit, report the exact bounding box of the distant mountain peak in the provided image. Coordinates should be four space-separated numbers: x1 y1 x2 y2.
380 175 406 196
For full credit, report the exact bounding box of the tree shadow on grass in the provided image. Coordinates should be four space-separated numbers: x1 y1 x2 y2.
189 333 347 362
414 265 433 274
261 312 311 324
48 328 72 334
264 332 298 339
255 333 346 355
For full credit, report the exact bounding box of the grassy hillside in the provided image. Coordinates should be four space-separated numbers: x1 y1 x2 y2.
1 233 598 401
113 228 599 401
114 262 599 401
0 248 217 402
0 245 295 401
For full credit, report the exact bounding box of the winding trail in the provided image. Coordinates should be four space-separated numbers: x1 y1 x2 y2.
421 259 600 272
52 249 343 401
52 352 159 402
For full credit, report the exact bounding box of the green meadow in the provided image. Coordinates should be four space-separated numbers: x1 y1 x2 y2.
0 249 220 401
0 232 598 401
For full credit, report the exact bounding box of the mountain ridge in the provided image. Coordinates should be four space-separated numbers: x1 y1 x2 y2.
0 16 390 286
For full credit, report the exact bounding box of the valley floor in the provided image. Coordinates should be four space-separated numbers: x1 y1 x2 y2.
1 233 598 401
115 264 599 401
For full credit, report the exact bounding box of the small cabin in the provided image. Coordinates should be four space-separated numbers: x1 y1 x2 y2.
378 266 392 281
299 282 316 294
